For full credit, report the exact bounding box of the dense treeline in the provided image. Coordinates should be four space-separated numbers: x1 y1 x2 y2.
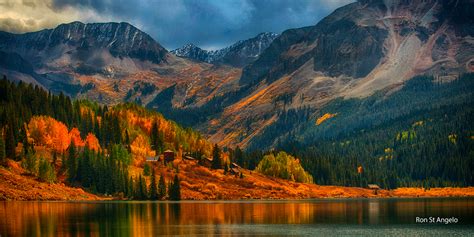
242 74 474 188
0 76 193 199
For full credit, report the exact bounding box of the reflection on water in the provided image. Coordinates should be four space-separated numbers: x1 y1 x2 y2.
1 198 473 236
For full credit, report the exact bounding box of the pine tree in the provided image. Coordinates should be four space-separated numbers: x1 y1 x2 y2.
169 174 181 201
158 173 166 199
212 144 221 169
5 124 16 160
234 146 243 165
67 141 77 184
20 124 30 156
128 176 134 199
22 151 37 174
124 129 131 153
149 169 158 200
0 130 6 164
150 120 163 154
141 175 148 200
135 174 148 200
38 157 56 184
143 163 151 176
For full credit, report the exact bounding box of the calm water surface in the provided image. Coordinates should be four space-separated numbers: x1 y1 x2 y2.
1 198 473 236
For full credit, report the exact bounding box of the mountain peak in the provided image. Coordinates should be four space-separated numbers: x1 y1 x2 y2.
170 32 279 67
0 21 168 64
171 43 209 62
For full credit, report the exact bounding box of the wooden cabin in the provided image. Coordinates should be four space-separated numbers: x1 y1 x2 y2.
368 184 380 194
231 162 241 169
145 156 159 162
229 167 240 175
163 150 175 163
200 156 213 168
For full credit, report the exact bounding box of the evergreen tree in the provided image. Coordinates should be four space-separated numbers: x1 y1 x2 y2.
22 151 37 175
149 169 158 200
124 129 131 153
128 176 134 198
158 173 166 199
150 120 163 154
169 174 181 201
143 163 151 176
38 157 56 183
67 141 78 184
141 175 148 200
135 174 148 200
224 163 229 175
5 124 16 160
211 144 221 169
0 130 6 164
233 146 243 166
20 124 30 156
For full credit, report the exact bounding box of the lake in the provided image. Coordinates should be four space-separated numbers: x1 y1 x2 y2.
1 198 473 236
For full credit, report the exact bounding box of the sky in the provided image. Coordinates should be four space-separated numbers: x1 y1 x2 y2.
0 0 354 50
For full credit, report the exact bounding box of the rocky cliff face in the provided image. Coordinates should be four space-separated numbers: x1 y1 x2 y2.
0 0 472 150
171 43 211 62
241 0 473 88
197 0 474 148
0 21 241 105
0 21 168 66
171 32 279 67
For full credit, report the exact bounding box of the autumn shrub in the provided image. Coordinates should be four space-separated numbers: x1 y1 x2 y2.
255 151 313 183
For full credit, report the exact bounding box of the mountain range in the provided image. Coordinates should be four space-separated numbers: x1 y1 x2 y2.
0 0 473 150
171 32 279 67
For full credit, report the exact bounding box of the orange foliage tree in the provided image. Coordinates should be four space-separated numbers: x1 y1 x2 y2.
130 134 156 160
28 116 71 153
85 133 101 152
69 128 85 147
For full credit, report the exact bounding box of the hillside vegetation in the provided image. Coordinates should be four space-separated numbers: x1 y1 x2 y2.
0 77 215 200
243 74 474 189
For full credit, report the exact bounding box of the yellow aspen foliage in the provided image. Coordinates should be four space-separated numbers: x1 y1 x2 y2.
130 134 156 159
316 113 337 125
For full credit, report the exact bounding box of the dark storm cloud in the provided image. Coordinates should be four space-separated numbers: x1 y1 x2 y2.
51 0 354 50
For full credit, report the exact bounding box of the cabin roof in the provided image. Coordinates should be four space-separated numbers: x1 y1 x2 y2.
368 184 380 189
231 162 241 167
146 157 158 161
163 149 174 153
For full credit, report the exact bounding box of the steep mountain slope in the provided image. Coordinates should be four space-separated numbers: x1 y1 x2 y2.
187 0 474 148
0 0 472 152
171 43 211 62
0 21 241 105
0 21 167 67
171 32 279 67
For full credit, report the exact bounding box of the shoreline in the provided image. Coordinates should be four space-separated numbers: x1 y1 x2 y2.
2 195 474 202
2 161 473 201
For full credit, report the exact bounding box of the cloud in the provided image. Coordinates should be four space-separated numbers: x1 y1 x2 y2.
0 0 354 49
0 0 112 33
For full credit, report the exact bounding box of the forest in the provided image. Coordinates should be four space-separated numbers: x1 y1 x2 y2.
238 74 474 189
1 73 473 196
0 76 214 200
